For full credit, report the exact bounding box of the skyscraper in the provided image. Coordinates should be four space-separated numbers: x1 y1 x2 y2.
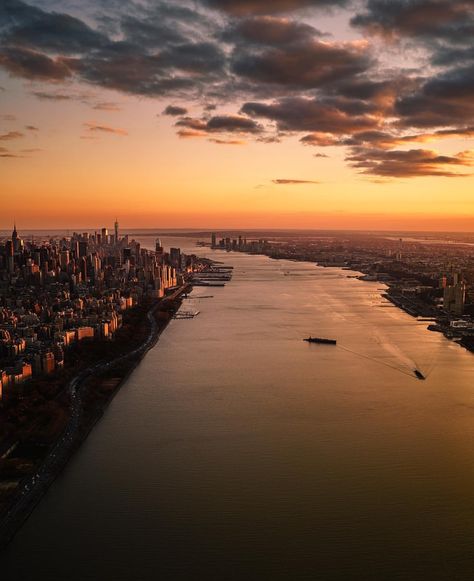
114 219 119 244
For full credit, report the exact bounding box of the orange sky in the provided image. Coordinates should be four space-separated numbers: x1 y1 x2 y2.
1 0 473 231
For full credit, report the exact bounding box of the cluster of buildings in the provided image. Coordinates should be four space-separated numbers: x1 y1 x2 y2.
211 233 268 254
0 223 198 402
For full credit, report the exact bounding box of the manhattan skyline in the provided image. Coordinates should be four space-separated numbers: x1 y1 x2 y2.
1 0 474 230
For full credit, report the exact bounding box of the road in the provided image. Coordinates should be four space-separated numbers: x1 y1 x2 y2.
0 290 185 546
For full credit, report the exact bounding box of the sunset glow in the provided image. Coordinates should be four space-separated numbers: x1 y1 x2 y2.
1 0 473 230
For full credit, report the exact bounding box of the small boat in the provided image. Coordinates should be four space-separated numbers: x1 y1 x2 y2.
304 337 337 345
414 369 426 380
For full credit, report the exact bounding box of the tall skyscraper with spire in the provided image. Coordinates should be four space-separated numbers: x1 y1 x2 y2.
114 218 119 245
12 222 21 253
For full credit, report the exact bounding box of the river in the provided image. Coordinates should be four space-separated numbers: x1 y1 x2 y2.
3 235 474 580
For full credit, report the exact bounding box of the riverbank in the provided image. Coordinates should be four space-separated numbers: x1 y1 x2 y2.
0 284 191 548
226 244 474 356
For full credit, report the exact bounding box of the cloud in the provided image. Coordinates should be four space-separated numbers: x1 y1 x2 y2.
207 115 262 133
176 129 208 139
343 127 474 149
0 46 71 80
231 39 372 89
242 97 379 133
176 114 262 136
163 105 188 116
92 102 121 111
208 138 245 145
395 64 474 128
0 130 24 140
32 90 121 111
0 114 16 121
83 122 128 136
272 178 319 184
222 16 325 47
347 147 474 177
25 124 39 130
351 0 474 44
32 90 71 100
1 0 108 53
0 0 472 181
300 132 339 146
314 152 329 158
200 0 348 15
0 0 225 96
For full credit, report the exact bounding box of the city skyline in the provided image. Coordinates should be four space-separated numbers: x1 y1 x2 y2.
1 0 474 230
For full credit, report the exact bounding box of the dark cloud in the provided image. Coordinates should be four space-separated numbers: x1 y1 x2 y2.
207 115 262 133
242 97 379 133
327 76 420 116
176 114 262 135
272 178 319 184
119 15 185 48
0 46 71 80
200 0 348 16
0 0 472 180
231 39 372 89
25 124 39 130
1 0 107 53
344 127 474 149
64 41 225 97
351 0 474 44
223 16 325 47
347 147 474 177
163 105 189 116
0 0 225 96
175 117 208 131
395 64 474 128
159 42 226 74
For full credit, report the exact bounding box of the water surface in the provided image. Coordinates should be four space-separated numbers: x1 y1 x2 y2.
3 237 474 580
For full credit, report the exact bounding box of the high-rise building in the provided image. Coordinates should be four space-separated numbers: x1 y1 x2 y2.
59 250 70 268
444 280 466 316
170 247 181 268
114 219 119 244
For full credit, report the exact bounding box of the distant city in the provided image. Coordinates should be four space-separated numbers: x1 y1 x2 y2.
0 223 205 400
211 231 474 350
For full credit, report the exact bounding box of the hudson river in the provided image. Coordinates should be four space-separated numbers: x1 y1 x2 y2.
4 236 474 580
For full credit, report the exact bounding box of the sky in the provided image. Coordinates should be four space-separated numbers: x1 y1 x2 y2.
0 0 473 230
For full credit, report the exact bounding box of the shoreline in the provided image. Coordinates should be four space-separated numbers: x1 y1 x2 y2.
233 247 474 355
0 284 191 549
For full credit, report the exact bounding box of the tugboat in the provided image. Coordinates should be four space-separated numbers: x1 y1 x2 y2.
414 369 426 380
304 337 337 345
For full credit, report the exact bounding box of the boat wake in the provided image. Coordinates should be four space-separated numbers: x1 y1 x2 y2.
337 344 416 379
